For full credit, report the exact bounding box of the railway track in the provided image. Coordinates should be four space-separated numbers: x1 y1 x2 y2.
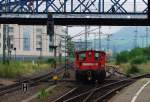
51 79 123 102
106 65 127 78
52 73 150 102
0 65 66 96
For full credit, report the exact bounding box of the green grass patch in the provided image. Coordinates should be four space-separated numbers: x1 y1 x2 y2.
118 61 150 75
0 61 50 78
38 89 49 102
126 64 140 75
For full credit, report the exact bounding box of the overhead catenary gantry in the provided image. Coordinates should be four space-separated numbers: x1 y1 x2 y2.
0 0 149 25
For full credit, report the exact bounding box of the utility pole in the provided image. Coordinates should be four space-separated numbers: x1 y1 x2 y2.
85 26 88 50
94 38 96 50
99 26 101 50
140 36 145 48
134 27 138 48
7 34 11 63
107 34 111 52
63 26 70 78
59 40 62 63
94 29 96 50
40 36 42 59
146 26 149 47
107 27 112 52
3 0 9 64
3 25 7 64
79 38 82 50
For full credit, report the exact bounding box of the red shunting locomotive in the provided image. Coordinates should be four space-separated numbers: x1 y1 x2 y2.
74 50 106 82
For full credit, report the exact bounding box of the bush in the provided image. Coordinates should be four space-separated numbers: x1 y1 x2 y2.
115 47 150 65
126 64 140 74
129 48 143 59
116 51 129 64
47 58 56 64
131 56 147 65
143 47 150 56
38 89 49 102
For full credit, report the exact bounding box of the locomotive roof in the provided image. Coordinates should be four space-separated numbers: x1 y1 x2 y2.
75 50 106 54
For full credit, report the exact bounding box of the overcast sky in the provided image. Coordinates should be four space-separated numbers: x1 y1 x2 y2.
68 26 123 41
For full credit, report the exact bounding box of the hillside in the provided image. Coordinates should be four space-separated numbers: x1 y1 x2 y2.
93 26 150 52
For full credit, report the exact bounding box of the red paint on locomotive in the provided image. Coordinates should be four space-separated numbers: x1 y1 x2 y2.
74 50 106 82
74 50 106 71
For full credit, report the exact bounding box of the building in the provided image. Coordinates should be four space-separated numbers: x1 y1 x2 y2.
0 24 66 59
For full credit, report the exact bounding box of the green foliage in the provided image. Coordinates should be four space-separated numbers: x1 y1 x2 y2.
115 47 150 64
0 61 49 78
129 48 143 59
47 58 56 64
0 62 26 78
131 56 147 65
143 47 150 56
126 64 140 74
116 51 129 64
38 89 49 102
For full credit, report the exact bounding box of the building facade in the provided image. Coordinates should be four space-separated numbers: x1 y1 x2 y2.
0 24 65 58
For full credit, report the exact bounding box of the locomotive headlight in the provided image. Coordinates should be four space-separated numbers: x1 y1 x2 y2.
88 77 91 80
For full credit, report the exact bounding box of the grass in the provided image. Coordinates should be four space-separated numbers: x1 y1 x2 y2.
117 61 150 75
0 61 50 78
38 89 49 102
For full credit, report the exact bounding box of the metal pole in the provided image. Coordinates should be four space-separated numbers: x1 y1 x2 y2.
134 0 136 13
142 36 144 48
107 35 110 52
64 26 67 76
102 0 104 12
7 25 9 63
85 26 88 50
14 48 16 61
146 26 148 47
134 27 138 48
64 25 70 78
59 41 62 63
94 29 96 50
40 36 42 59
79 38 82 50
3 25 6 64
107 27 111 52
7 35 11 63
148 0 150 19
98 0 101 12
99 26 101 50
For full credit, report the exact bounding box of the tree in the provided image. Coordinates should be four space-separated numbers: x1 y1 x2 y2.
116 51 129 64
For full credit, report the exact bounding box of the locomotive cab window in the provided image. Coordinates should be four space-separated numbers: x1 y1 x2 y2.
79 53 86 61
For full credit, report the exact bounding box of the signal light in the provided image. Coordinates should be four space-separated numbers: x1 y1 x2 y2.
47 12 54 41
